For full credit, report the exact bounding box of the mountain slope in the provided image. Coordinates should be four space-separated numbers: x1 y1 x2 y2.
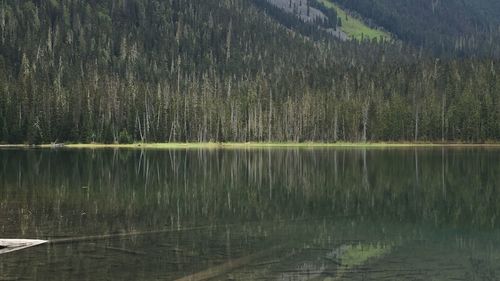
0 0 499 144
330 0 500 56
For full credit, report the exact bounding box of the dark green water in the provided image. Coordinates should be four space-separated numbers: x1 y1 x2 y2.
1 148 500 280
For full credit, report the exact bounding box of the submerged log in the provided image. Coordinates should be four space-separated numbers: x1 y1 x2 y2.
0 239 48 255
0 225 214 255
175 245 285 281
98 246 147 256
49 225 212 245
2 222 306 256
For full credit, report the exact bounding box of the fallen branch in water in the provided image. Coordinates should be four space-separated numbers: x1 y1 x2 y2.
0 225 217 255
0 239 48 255
97 246 147 256
48 225 213 245
175 245 285 281
251 259 281 266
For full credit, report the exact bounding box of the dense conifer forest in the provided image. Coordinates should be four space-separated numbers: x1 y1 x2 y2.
0 0 500 144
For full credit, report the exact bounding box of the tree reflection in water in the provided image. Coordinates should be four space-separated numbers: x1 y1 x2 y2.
0 148 499 280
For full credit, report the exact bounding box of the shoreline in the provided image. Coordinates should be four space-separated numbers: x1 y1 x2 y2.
1 142 500 149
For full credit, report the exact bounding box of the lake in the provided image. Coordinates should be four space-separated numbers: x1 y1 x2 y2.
0 147 499 280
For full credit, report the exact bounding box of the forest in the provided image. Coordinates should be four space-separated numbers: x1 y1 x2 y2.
333 0 500 57
0 0 499 144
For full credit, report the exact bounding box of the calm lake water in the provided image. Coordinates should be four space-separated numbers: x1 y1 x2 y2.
1 148 500 280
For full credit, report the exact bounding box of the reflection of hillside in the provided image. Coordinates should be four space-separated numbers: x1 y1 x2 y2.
1 210 500 280
0 148 500 238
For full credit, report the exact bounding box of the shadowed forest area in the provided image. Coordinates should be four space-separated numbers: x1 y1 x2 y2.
0 0 500 144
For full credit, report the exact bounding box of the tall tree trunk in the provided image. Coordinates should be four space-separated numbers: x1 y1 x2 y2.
334 107 338 142
268 90 272 142
441 93 446 142
362 101 369 142
414 105 419 142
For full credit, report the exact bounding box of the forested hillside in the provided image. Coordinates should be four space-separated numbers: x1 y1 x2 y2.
331 0 500 57
0 0 500 144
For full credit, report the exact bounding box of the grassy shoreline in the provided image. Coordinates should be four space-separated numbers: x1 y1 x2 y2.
1 142 500 149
